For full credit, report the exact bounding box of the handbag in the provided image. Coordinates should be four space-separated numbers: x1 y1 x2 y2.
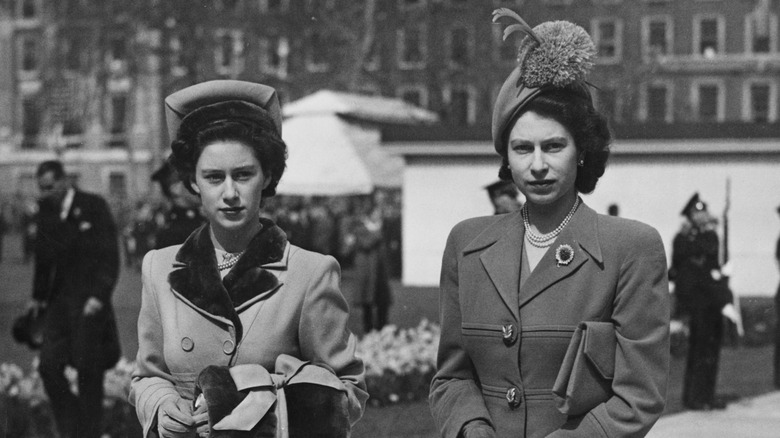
11 307 47 350
552 321 616 416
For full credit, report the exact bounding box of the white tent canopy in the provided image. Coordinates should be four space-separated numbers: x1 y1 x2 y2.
276 90 438 196
283 90 439 125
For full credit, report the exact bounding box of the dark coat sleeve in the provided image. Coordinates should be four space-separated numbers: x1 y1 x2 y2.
89 194 120 302
429 223 494 438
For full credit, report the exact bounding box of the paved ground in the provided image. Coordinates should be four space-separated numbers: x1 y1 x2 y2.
2 233 779 437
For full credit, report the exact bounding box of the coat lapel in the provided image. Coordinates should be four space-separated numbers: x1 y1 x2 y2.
464 212 524 321
168 218 288 343
518 202 603 309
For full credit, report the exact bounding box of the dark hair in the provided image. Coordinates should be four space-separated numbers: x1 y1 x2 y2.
168 111 287 198
497 88 611 194
36 160 66 180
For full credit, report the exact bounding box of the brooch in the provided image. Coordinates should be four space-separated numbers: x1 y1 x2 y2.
555 244 574 267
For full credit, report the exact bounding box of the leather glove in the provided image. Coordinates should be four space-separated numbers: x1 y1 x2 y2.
157 396 197 438
461 419 497 438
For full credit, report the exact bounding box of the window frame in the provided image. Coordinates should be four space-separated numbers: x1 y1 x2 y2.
397 84 429 108
591 17 623 64
442 84 477 125
742 79 778 122
691 78 726 122
743 12 778 54
693 13 725 57
397 23 427 70
214 29 245 76
639 80 674 123
641 15 673 61
258 35 289 78
447 25 473 69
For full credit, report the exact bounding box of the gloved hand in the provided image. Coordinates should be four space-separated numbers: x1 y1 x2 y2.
157 396 197 438
461 419 497 438
721 303 744 336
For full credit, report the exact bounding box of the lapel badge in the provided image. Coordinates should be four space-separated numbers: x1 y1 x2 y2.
555 244 574 267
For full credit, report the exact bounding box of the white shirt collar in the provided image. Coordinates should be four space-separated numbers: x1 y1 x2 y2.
60 187 75 221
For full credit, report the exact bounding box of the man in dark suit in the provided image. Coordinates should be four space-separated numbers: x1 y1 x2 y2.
29 160 120 438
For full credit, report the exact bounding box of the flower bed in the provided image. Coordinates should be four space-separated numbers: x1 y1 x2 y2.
1 321 442 435
357 319 440 406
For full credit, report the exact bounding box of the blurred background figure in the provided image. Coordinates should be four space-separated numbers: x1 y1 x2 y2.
775 205 780 389
0 198 7 263
350 193 392 333
670 192 740 411
150 162 204 250
21 196 38 264
484 179 523 215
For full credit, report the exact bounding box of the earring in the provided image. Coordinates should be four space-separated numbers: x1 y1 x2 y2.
577 156 585 167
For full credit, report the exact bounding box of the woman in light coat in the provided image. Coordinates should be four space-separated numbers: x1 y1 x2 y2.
429 11 669 438
130 80 367 437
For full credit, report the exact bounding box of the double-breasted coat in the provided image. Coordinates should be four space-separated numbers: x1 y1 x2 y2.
130 219 367 437
430 203 670 438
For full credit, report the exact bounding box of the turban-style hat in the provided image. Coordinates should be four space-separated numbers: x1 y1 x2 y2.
491 9 597 154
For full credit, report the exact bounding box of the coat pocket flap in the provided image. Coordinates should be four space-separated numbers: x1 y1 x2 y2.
581 321 616 380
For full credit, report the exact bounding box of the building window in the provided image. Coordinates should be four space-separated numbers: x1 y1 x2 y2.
592 18 622 63
444 85 475 125
397 24 426 69
214 29 245 76
18 0 38 19
692 81 724 122
743 80 777 123
109 95 127 135
646 83 671 122
19 35 39 73
448 26 471 68
397 85 428 108
694 15 723 57
642 16 672 59
744 12 778 54
259 0 288 13
259 35 289 78
21 95 41 148
305 30 330 72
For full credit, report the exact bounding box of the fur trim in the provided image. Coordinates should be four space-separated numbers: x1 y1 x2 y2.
168 218 287 343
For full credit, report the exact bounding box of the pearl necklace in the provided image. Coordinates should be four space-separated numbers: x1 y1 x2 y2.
522 197 580 248
217 250 245 271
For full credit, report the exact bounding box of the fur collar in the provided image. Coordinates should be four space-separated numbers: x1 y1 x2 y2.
168 218 287 343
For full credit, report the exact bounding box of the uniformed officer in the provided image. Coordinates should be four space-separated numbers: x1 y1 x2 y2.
670 193 740 410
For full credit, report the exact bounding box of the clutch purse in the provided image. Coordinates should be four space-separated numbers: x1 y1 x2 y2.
552 321 616 416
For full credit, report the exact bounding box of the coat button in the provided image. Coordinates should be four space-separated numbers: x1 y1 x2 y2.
506 386 521 409
180 337 194 352
502 324 517 346
223 339 235 355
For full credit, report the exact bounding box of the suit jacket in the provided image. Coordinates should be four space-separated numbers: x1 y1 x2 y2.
430 202 670 438
130 219 367 438
33 189 120 305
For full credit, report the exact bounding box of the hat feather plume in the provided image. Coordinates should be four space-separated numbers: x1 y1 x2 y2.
492 8 540 44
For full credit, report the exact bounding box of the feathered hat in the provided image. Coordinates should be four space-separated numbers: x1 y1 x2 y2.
491 9 597 154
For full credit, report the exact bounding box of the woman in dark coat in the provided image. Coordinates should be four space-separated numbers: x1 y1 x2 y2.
429 10 670 438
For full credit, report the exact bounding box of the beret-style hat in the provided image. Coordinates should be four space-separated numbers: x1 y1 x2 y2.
491 9 597 154
164 80 282 143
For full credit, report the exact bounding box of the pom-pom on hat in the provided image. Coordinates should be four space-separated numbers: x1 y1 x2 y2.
491 9 597 154
164 80 283 144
